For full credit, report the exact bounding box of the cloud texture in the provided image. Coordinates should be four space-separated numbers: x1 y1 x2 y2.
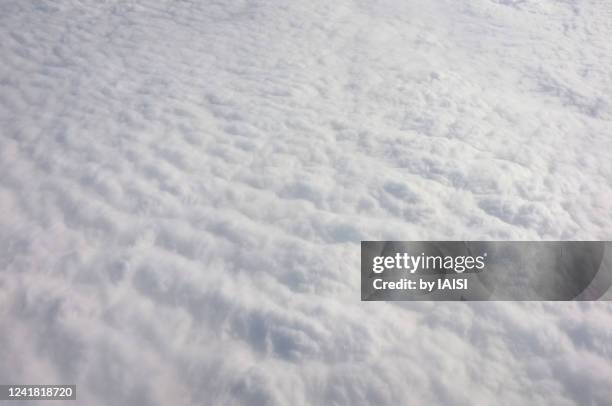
1 0 611 405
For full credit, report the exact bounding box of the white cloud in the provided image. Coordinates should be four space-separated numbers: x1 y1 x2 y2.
1 0 611 405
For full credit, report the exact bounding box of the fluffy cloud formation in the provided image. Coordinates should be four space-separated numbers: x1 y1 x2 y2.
1 0 611 405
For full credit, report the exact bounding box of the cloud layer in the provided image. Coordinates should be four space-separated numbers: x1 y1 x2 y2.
1 0 611 405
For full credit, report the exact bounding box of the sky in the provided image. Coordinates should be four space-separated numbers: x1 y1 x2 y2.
1 0 611 405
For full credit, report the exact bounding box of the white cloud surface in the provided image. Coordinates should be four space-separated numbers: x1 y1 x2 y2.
1 0 611 405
